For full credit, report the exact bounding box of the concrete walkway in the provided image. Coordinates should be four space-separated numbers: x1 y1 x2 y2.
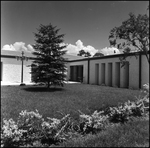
1 81 80 86
1 81 34 86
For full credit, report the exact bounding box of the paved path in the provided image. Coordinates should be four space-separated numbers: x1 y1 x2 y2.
1 81 80 86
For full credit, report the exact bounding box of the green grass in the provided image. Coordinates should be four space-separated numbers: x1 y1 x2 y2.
1 83 143 121
1 83 149 147
55 117 149 147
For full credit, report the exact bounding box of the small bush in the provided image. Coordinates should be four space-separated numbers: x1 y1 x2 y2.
108 83 149 123
1 111 77 147
78 110 109 134
1 118 27 147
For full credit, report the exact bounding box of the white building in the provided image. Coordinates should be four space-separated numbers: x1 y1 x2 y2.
1 50 149 89
66 51 149 89
0 50 85 84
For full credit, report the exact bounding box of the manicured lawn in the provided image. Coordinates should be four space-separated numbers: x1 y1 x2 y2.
1 83 144 121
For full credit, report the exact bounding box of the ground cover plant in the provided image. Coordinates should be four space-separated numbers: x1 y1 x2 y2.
1 83 149 147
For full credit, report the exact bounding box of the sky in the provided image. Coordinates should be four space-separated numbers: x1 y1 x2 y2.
1 1 149 56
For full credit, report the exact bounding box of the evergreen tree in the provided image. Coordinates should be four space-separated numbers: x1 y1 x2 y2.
31 23 67 88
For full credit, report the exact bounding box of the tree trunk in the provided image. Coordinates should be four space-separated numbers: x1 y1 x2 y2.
145 52 150 64
47 81 50 88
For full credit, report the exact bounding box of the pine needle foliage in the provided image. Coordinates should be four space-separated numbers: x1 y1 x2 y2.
31 23 67 88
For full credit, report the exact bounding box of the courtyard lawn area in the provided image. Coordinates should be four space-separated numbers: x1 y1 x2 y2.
56 117 149 147
1 83 144 121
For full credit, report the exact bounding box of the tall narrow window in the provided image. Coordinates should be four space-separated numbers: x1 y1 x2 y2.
108 63 112 86
70 66 74 81
95 64 99 85
74 66 77 81
123 62 129 88
77 65 83 82
115 62 120 87
101 63 105 84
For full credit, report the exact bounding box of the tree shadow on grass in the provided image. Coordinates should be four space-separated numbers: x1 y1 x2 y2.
23 86 65 92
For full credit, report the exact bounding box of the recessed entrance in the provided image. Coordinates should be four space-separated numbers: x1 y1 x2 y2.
70 65 83 82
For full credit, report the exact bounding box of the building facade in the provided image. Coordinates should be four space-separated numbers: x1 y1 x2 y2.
0 51 85 84
1 54 34 84
66 52 149 89
1 51 149 89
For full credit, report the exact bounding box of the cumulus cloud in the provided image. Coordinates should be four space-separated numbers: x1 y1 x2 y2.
2 44 16 51
27 44 34 52
13 42 27 51
76 40 84 49
2 42 34 52
2 40 98 56
64 40 98 56
100 47 120 55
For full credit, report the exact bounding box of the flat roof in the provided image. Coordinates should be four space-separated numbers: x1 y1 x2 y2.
1 50 148 62
1 50 87 61
67 51 148 62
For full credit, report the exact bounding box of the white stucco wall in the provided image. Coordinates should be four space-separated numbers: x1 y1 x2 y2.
67 53 149 90
89 55 144 89
89 57 124 87
127 56 139 89
1 52 149 89
1 57 33 84
141 54 149 87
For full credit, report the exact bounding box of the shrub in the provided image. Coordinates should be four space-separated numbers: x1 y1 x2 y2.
17 110 44 145
1 110 77 147
140 83 149 112
1 83 149 147
78 110 109 134
1 118 27 147
108 83 149 123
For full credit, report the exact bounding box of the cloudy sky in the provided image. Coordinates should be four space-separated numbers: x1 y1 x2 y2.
1 1 149 56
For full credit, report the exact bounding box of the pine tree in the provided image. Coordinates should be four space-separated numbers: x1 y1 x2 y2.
31 23 67 88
